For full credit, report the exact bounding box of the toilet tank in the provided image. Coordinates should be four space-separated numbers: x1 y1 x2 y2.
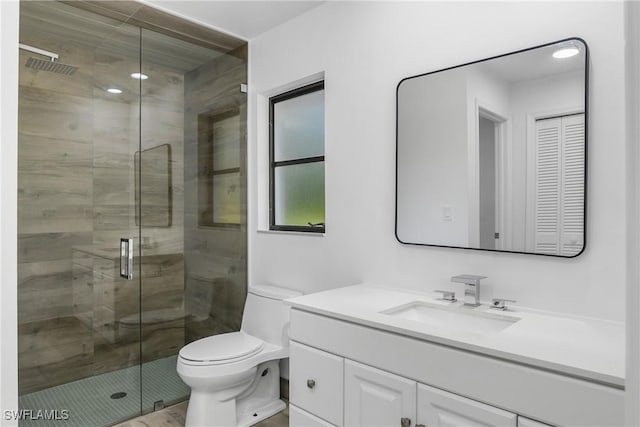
241 285 302 346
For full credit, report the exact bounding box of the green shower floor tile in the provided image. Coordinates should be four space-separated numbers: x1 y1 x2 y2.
18 356 190 427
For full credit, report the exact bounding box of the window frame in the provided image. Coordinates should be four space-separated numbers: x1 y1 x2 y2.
269 80 325 233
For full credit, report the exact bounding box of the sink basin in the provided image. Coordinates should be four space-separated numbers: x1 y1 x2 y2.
380 301 519 333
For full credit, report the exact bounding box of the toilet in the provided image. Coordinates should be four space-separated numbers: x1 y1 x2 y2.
177 285 302 427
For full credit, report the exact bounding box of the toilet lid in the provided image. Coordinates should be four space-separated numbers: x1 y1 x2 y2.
179 332 264 364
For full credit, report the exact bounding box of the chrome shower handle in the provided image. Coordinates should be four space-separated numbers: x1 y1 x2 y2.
120 238 133 280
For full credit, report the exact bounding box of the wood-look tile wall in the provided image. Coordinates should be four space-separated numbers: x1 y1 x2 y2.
18 1 247 396
18 27 186 394
183 46 248 343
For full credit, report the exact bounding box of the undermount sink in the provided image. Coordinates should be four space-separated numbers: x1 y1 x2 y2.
380 301 519 333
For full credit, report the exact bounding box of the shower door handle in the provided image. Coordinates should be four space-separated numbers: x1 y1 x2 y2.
120 238 133 280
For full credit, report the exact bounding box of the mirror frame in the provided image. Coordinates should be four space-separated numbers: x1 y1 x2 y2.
395 37 589 257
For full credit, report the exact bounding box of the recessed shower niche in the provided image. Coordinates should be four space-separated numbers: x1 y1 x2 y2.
17 2 247 425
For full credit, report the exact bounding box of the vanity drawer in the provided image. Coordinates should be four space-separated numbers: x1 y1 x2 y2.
290 404 337 427
290 341 344 426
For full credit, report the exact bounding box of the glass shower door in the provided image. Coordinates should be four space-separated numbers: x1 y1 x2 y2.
17 2 143 425
18 1 249 424
137 27 248 412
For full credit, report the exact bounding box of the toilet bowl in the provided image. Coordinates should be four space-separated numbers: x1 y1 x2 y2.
177 285 302 427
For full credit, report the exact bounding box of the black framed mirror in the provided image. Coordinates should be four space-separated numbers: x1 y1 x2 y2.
396 38 588 257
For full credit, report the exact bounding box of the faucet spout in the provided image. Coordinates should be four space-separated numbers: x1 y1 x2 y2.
451 274 486 307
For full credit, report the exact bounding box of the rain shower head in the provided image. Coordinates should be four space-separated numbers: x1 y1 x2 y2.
19 43 78 76
25 57 78 75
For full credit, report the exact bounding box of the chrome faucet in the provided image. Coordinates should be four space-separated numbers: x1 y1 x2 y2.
451 274 486 307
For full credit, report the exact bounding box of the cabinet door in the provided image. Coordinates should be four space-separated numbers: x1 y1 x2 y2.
290 342 344 426
290 404 337 427
518 416 554 427
344 360 416 427
417 383 517 427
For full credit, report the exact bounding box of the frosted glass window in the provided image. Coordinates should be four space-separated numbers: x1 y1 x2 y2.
273 90 324 162
270 81 325 232
274 163 325 227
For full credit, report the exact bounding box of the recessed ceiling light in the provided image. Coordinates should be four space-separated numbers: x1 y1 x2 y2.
552 47 580 59
107 88 122 94
131 72 148 80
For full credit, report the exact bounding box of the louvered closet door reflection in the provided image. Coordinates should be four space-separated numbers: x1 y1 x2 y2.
533 114 584 256
560 114 585 256
534 118 561 254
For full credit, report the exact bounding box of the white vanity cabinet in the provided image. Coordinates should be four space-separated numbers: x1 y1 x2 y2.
343 359 518 427
291 342 525 427
290 405 336 427
287 301 624 427
417 383 517 427
290 342 344 426
344 360 416 426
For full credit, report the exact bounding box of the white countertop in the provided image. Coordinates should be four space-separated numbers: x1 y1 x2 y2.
286 283 625 387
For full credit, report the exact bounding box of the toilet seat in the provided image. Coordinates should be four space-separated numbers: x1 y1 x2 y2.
179 332 264 366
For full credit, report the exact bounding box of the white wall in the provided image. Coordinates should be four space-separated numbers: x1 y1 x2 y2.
397 69 469 246
249 1 627 321
625 0 640 424
0 0 20 423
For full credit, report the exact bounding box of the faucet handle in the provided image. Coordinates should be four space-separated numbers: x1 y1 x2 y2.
434 290 457 302
451 274 487 285
491 298 517 311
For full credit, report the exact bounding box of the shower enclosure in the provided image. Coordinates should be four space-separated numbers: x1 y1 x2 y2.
17 2 247 425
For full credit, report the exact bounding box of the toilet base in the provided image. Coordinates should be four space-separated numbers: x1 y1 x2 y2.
238 399 286 427
181 360 285 427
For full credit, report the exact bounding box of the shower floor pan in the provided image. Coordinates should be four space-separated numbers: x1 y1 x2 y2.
18 355 190 427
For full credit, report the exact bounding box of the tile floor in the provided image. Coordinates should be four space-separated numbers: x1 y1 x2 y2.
113 401 289 427
19 356 189 427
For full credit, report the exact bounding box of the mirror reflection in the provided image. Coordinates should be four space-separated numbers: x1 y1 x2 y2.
396 39 587 257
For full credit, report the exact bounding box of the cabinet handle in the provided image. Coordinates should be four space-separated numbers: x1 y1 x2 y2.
307 379 316 389
400 418 411 427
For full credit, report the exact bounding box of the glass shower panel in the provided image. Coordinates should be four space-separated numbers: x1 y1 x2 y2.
137 28 192 411
18 1 248 424
17 2 142 425
138 28 248 411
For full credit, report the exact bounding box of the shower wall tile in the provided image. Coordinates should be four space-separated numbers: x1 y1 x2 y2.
18 260 74 323
18 317 94 394
183 46 247 344
18 232 93 263
71 252 94 327
92 100 139 149
18 89 94 143
139 64 185 259
17 203 93 235
18 133 93 234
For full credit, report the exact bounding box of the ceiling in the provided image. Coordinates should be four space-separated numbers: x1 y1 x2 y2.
477 41 586 84
142 1 325 40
